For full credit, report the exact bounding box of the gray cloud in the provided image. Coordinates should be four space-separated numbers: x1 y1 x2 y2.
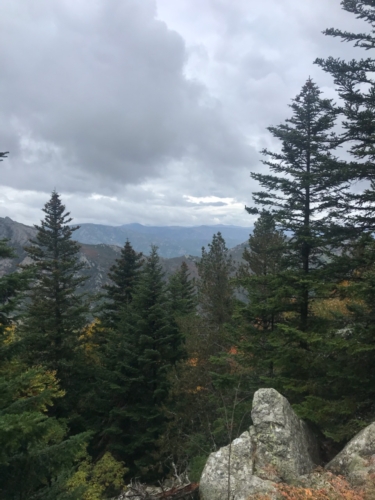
0 0 370 226
0 0 255 196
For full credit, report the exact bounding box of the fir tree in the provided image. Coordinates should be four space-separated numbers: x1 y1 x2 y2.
0 194 88 498
197 232 234 344
167 261 196 318
235 211 286 381
20 191 89 417
247 78 349 331
0 366 89 500
101 240 143 328
316 0 375 230
0 241 30 346
241 81 355 438
96 247 184 476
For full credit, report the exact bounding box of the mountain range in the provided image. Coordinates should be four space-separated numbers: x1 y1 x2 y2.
72 222 252 258
0 217 249 294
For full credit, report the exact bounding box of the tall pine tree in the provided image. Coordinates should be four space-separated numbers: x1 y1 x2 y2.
167 261 196 318
95 247 184 477
0 195 87 500
247 78 348 331
235 211 286 382
197 232 234 350
101 240 143 328
20 191 89 419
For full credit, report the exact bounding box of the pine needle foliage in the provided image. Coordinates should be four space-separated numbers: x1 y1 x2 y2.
20 191 89 418
247 79 349 330
316 0 375 230
96 247 184 477
101 240 143 328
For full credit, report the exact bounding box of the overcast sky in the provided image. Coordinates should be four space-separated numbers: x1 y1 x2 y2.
0 0 368 227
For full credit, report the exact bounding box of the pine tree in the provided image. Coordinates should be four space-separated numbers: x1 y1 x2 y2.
20 191 89 418
101 240 143 328
0 241 30 347
316 0 375 230
197 232 234 347
167 261 196 318
235 211 286 382
241 81 357 439
0 194 88 498
0 366 89 500
247 78 349 331
96 247 184 476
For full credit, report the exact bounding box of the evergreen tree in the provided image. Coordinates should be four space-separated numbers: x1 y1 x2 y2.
247 78 348 331
101 240 143 328
0 212 87 499
284 233 375 443
0 241 30 347
316 0 375 230
235 211 286 382
197 232 234 352
241 81 356 441
167 261 196 318
20 191 89 418
0 366 88 500
96 247 184 476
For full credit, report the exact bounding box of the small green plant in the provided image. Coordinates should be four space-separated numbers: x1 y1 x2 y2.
67 452 128 500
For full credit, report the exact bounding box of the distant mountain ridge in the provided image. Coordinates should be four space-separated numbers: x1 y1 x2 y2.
0 217 249 295
72 223 252 258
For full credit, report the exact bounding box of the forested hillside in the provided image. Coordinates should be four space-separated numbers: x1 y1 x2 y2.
0 217 201 294
1 1 375 499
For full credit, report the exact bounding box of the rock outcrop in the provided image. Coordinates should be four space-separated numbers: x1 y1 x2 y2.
199 431 276 500
199 388 320 500
251 388 320 482
326 421 375 486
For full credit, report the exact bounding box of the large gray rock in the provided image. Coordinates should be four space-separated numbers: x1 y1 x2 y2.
199 431 276 500
251 388 320 482
199 388 319 500
326 422 375 486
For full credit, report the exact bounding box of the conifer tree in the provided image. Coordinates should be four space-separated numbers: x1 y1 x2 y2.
0 227 87 500
0 241 30 347
167 261 196 318
20 191 89 417
247 79 348 331
235 211 286 381
101 240 143 328
241 81 355 436
96 247 184 476
292 233 375 442
316 0 375 230
197 232 234 346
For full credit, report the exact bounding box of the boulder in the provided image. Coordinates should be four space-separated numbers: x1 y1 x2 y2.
199 431 276 500
199 388 319 499
251 388 320 482
326 422 375 486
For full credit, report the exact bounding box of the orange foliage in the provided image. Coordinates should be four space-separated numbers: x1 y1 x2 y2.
253 472 375 500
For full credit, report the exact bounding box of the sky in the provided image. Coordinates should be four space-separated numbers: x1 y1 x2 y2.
0 0 369 227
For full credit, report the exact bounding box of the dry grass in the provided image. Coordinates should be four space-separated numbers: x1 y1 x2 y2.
252 472 375 500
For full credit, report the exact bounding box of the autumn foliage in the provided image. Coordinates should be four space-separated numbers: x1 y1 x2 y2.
254 472 375 500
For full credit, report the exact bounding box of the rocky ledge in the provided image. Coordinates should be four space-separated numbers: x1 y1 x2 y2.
199 388 375 500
